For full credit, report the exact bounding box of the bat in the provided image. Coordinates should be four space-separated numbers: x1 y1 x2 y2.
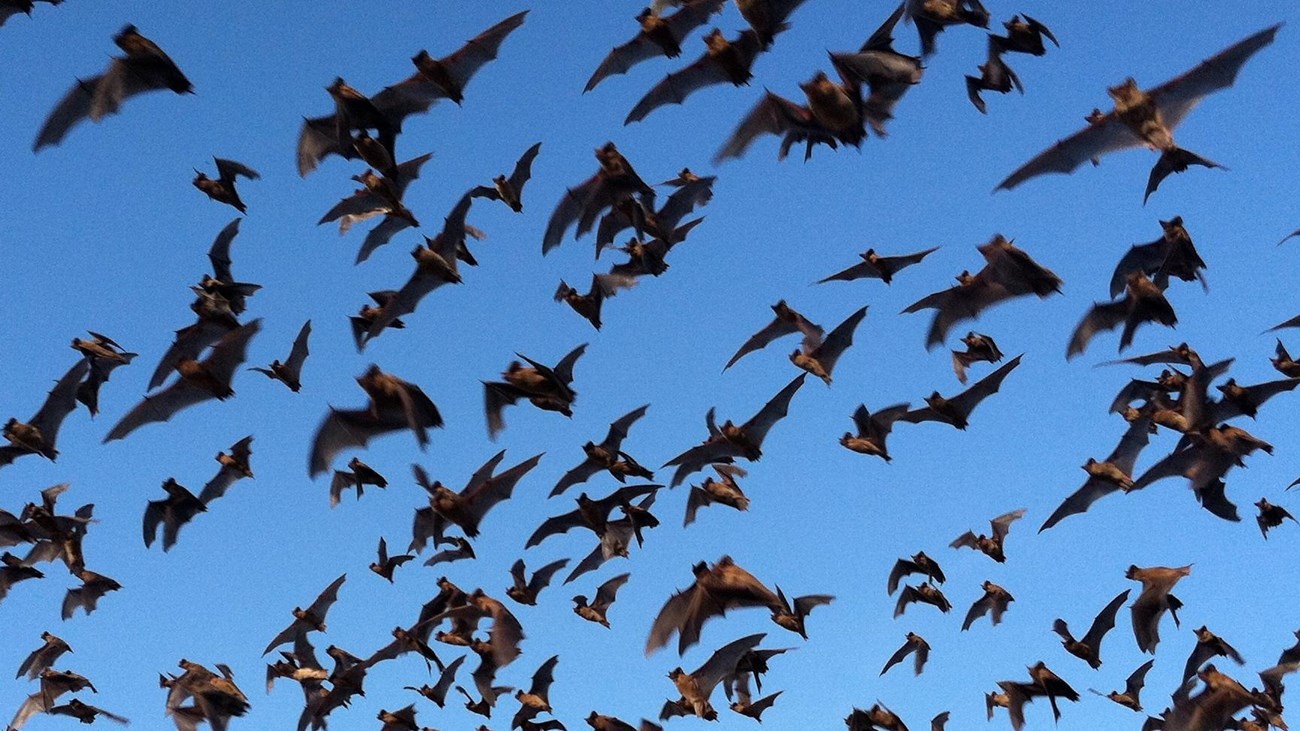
71 332 136 417
296 11 527 176
249 320 312 392
1126 564 1191 654
879 632 930 676
329 457 387 507
1182 626 1245 683
901 354 1022 430
143 478 206 551
511 654 560 729
769 586 833 638
551 404 652 496
624 28 768 125
724 300 824 371
506 558 570 606
817 246 938 285
950 507 1027 562
646 557 781 655
966 38 1021 114
790 305 867 384
1053 589 1130 668
308 365 444 477
16 631 72 681
0 358 89 469
369 537 413 582
573 572 631 627
554 273 638 330
61 569 121 619
667 633 766 721
198 435 254 504
830 3 924 135
104 319 261 443
0 0 63 28
1039 411 1152 531
583 0 727 93
593 174 713 257
542 142 654 254
684 464 750 525
404 654 465 708
737 0 813 47
471 141 541 212
34 24 193 151
663 374 806 486
263 573 347 656
904 0 989 56
525 484 661 549
995 24 1281 198
1067 273 1177 358
1109 216 1207 298
193 157 259 213
1092 658 1154 711
416 451 544 540
887 552 945 595
962 580 1014 630
951 331 1004 384
483 343 588 439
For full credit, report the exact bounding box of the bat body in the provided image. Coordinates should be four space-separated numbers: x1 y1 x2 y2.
308 365 444 477
194 158 259 213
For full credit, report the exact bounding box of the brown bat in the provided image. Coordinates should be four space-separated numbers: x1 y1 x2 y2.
543 143 654 253
71 332 136 417
414 451 543 542
952 332 1004 384
901 354 1022 430
506 558 569 606
511 655 560 729
966 38 1021 114
34 24 193 151
48 698 128 726
143 478 206 551
962 580 1015 630
893 582 952 617
789 305 868 384
663 374 806 486
1 358 89 469
1182 626 1245 683
1 553 43 605
105 319 261 442
552 404 653 496
404 654 464 708
951 507 1026 562
593 174 713 257
1091 658 1154 711
818 246 938 286
769 586 833 638
370 538 413 582
1068 273 1178 358
1040 412 1152 531
728 672 781 722
330 458 387 507
646 557 781 655
665 632 765 720
573 572 631 627
296 11 527 176
887 551 946 595
713 69 865 164
554 273 638 330
905 0 990 56
525 484 661 549
197 435 254 504
193 157 259 213
318 153 434 264
880 632 930 676
484 343 588 439
471 141 541 212
584 0 727 93
625 28 769 125
308 365 444 477
1054 589 1130 668
993 14 1058 55
724 301 824 371
1256 498 1296 538
845 702 909 731
1127 564 1191 654
684 464 750 525
249 320 311 392
263 573 347 656
829 3 924 136
62 569 121 619
1109 217 1207 297
16 631 72 681
996 24 1281 200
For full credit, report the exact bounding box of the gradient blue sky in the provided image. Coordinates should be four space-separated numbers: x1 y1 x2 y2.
2 2 1298 730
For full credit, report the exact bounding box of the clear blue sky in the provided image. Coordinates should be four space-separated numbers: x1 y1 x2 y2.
2 1 1298 729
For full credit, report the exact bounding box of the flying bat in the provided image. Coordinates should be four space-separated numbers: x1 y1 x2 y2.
1067 273 1177 358
962 580 1014 630
318 152 435 264
34 24 193 151
308 365 444 477
789 305 867 384
71 332 136 417
104 319 261 443
296 11 527 176
880 632 930 676
193 157 259 214
1092 658 1154 712
1039 411 1152 531
470 141 541 212
551 404 653 496
724 300 824 371
624 28 768 125
484 343 587 438
966 37 1021 114
263 573 348 656
840 402 910 462
0 0 62 28
893 582 952 618
817 246 938 286
1053 589 1130 668
886 551 945 595
1127 564 1191 654
329 457 387 507
370 537 413 582
0 358 89 469
663 374 806 486
507 558 570 606
414 450 544 540
584 0 727 93
905 0 990 56
249 320 311 392
901 354 1022 430
646 556 781 656
950 507 1026 562
143 478 206 551
1109 217 1207 298
573 572 631 627
542 142 654 254
995 24 1281 200
197 435 254 504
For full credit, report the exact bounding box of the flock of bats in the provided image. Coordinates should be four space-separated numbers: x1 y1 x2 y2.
1 1 1297 730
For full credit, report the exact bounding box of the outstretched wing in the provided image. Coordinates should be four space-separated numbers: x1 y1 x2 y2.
740 373 807 448
995 115 1139 191
714 91 823 163
308 408 406 477
1152 23 1282 129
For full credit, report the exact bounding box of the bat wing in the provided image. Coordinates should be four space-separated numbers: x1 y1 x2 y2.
1126 658 1155 698
296 114 347 177
1081 589 1131 656
426 10 528 101
305 573 348 618
995 115 1140 191
693 632 766 696
818 259 876 284
527 559 570 596
808 305 868 375
543 174 606 253
462 452 544 528
1039 475 1119 532
739 374 806 447
33 73 105 151
1109 241 1165 298
989 508 1026 544
961 594 995 630
214 157 259 182
948 353 1022 420
207 218 241 284
626 51 735 124
354 213 415 264
594 572 632 610
714 91 827 163
103 379 214 442
1151 24 1282 130
25 358 90 456
1108 415 1153 475
664 438 738 487
308 408 406 477
281 320 312 381
148 318 236 391
879 639 914 676
483 381 527 439
508 141 542 192
600 403 651 452
198 468 239 505
550 459 602 497
725 309 803 370
586 36 662 93
949 531 979 551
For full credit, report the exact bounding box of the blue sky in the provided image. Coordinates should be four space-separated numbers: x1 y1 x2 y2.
2 1 1298 729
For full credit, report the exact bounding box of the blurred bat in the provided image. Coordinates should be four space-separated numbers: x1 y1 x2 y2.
471 141 541 212
0 358 89 469
625 29 767 125
1053 589 1130 668
249 320 311 392
724 300 823 371
817 246 937 286
308 365 444 477
584 0 727 92
901 354 1022 430
143 478 206 551
193 157 259 213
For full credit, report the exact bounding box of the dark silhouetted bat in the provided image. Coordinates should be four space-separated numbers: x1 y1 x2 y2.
625 29 768 125
880 632 930 676
35 24 193 151
1053 589 1129 668
1109 217 1207 298
1091 658 1154 712
543 143 654 254
1126 564 1191 654
962 581 1014 630
249 320 311 393
1039 411 1151 531
1068 273 1177 358
901 354 1022 430
330 457 387 507
573 572 631 628
296 11 527 176
1182 626 1244 683
471 141 541 212
193 157 259 214
831 3 924 135
840 402 910 462
554 273 638 330
0 358 89 469
725 301 823 371
663 374 806 486
143 478 206 551
105 319 261 442
308 365 443 477
904 0 989 56
584 0 726 93
966 38 1021 114
0 0 63 28
506 558 569 606
665 632 765 720
198 435 254 504
551 404 652 496
887 551 945 595
951 507 1026 562
996 24 1281 199
646 557 780 655
818 246 937 286
415 450 544 540
71 332 136 417
483 343 587 439
263 573 347 656
790 305 867 384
